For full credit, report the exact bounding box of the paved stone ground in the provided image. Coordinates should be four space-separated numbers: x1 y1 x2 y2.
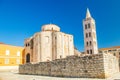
0 72 120 80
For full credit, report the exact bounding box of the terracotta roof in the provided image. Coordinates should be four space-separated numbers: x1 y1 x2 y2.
112 46 120 48
99 46 120 51
99 48 111 51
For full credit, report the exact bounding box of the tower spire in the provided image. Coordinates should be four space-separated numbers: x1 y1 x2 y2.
86 8 91 18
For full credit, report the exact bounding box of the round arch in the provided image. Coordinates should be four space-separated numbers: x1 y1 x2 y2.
26 53 30 63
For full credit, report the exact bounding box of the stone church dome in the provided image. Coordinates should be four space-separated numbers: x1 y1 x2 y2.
42 24 60 31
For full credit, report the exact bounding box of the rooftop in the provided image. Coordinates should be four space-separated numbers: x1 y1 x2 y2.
99 46 120 51
41 24 60 32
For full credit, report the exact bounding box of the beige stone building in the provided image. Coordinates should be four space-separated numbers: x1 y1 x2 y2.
83 8 98 54
99 46 120 57
99 46 120 70
24 24 74 63
99 46 120 62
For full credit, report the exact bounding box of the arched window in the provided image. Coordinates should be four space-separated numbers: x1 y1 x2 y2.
89 32 91 37
90 50 92 54
88 23 91 28
85 24 87 29
26 53 30 63
28 43 30 46
86 33 88 38
86 42 89 46
90 41 92 46
87 50 89 54
26 44 27 47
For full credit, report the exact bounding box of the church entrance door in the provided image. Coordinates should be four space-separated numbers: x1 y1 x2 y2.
26 53 30 63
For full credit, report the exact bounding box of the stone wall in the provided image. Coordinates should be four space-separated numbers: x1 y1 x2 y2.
19 53 119 78
103 53 119 77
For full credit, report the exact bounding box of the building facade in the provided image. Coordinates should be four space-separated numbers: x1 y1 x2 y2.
83 8 98 54
99 46 120 71
0 43 24 71
24 24 74 64
99 46 120 58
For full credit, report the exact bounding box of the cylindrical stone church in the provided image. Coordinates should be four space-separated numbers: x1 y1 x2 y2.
24 24 74 64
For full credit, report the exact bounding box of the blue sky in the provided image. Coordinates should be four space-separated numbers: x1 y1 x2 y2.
0 0 120 51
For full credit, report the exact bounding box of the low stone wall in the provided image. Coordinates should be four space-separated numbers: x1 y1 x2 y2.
19 53 119 78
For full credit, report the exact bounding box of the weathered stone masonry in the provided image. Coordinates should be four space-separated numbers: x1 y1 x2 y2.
19 53 119 78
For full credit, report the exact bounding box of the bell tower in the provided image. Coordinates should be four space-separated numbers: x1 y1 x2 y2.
83 8 98 54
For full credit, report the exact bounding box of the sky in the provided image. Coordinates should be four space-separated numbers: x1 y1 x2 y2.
0 0 120 51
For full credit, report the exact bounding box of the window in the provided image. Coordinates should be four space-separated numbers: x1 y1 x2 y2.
28 43 30 46
90 50 92 54
104 51 107 53
113 49 117 51
87 50 89 54
99 51 103 53
25 44 27 47
5 59 9 64
17 51 20 56
89 32 91 37
26 53 30 63
55 37 57 39
88 23 90 28
113 53 116 56
86 42 89 46
6 50 10 55
86 33 88 38
16 59 20 64
25 43 30 47
60 55 62 59
90 41 92 46
108 50 112 52
30 40 33 49
85 24 87 29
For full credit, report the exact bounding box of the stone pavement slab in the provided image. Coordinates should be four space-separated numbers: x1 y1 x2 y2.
0 72 120 80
